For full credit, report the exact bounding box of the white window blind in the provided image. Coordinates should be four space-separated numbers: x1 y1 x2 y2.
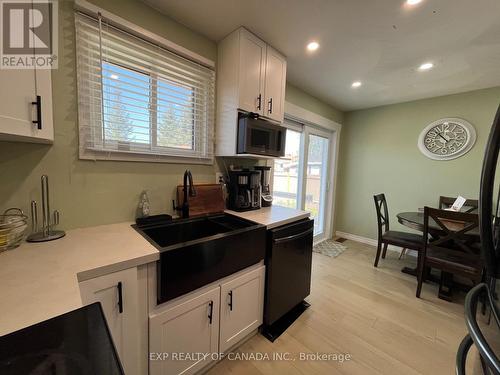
75 12 215 162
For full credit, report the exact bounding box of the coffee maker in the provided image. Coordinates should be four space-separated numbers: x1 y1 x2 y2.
254 166 273 207
227 170 261 211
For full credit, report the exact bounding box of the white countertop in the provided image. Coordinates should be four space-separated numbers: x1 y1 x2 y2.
0 207 307 336
225 205 310 229
0 222 159 336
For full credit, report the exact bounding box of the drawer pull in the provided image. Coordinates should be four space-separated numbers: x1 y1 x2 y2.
117 282 123 314
32 95 42 130
228 291 233 311
208 300 214 324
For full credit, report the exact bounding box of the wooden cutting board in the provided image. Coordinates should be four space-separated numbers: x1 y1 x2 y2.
176 184 225 216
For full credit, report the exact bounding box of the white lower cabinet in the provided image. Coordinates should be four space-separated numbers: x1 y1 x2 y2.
219 266 265 353
79 266 147 375
149 287 220 375
149 264 265 375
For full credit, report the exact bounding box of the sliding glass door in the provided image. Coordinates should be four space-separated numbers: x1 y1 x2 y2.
304 131 330 238
273 128 302 209
273 120 333 241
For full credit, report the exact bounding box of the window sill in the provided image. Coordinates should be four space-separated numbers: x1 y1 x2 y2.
79 148 214 165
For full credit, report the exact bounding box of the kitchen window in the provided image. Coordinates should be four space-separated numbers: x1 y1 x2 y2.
75 12 215 163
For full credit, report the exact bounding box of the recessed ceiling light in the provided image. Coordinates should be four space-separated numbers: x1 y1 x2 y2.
351 81 362 88
110 74 119 79
406 0 422 5
307 41 319 51
418 62 434 71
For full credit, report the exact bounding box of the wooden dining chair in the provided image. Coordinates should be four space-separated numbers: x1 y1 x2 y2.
416 207 483 300
439 196 479 213
373 194 423 267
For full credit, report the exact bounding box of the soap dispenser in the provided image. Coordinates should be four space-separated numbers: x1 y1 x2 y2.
137 191 151 218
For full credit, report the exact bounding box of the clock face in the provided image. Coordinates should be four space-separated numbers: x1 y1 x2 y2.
418 118 476 160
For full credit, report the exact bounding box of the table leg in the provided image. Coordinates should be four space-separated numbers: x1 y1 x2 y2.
438 272 454 301
402 266 417 276
401 265 441 284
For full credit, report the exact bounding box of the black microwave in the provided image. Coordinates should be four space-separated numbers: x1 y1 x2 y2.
237 114 286 157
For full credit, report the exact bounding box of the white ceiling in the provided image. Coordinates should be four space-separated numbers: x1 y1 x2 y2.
144 0 500 111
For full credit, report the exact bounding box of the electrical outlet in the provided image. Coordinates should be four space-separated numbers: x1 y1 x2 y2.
215 172 224 184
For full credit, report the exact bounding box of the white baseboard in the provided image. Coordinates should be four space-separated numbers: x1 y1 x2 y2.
335 231 417 257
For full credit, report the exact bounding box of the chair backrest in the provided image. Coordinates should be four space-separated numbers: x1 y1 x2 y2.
439 196 479 213
423 207 480 255
373 194 390 237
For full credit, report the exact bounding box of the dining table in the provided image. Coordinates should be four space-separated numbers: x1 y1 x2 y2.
397 211 481 237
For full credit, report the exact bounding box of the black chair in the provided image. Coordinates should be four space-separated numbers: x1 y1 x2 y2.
373 194 423 267
439 196 479 213
416 207 483 300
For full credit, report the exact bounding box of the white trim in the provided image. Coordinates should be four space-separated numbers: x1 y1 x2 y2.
302 126 331 242
74 0 215 69
335 231 417 257
79 149 213 165
284 101 342 132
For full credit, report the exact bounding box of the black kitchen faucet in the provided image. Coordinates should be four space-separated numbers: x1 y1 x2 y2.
180 170 196 218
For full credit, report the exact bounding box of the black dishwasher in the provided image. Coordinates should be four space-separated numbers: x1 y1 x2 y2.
263 218 314 341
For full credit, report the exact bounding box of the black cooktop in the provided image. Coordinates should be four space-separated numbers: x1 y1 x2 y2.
0 303 124 375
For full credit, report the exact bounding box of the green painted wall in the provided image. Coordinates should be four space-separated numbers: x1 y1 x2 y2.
336 86 500 240
0 0 218 230
285 83 344 124
86 0 217 62
0 0 342 230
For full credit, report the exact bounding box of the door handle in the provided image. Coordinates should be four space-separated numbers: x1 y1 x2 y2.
268 98 273 114
228 291 233 311
273 227 313 244
117 282 123 314
208 300 213 324
257 94 262 111
32 95 42 130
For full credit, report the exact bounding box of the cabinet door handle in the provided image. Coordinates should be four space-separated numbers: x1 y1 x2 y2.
32 95 42 130
257 94 262 110
208 301 214 324
228 291 233 311
268 98 273 114
117 282 123 314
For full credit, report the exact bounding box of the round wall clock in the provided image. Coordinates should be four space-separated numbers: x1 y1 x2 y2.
417 118 476 160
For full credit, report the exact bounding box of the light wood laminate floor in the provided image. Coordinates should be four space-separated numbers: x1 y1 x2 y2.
207 240 469 375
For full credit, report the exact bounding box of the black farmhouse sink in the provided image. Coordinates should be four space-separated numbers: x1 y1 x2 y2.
133 213 266 304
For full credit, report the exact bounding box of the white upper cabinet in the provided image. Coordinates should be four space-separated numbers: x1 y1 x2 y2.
238 30 267 115
219 27 287 122
216 27 287 156
263 46 287 122
0 67 54 143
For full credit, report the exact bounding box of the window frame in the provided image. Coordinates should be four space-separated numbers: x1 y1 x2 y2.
153 72 198 154
98 60 200 155
75 6 215 165
100 60 153 151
